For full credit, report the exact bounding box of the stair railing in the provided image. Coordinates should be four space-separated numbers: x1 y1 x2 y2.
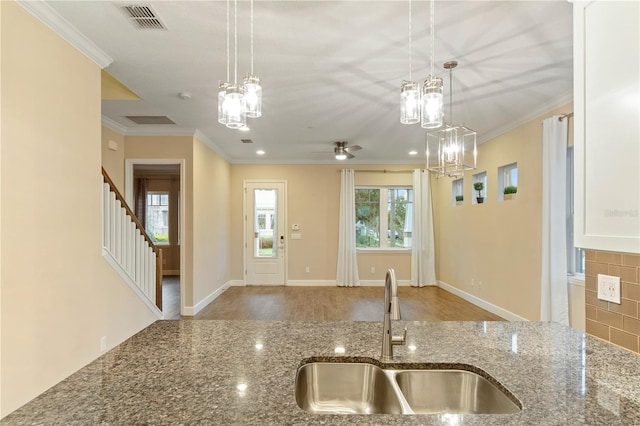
101 167 163 312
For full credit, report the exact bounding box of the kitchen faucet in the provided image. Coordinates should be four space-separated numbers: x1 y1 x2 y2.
381 268 406 361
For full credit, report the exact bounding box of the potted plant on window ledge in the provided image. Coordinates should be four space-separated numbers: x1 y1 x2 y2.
504 185 518 200
455 195 463 206
474 182 485 204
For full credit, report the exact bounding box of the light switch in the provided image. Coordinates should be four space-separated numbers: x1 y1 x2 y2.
291 233 301 240
597 274 621 304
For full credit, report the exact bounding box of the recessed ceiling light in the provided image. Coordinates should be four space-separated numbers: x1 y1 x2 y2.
256 150 265 155
409 150 418 156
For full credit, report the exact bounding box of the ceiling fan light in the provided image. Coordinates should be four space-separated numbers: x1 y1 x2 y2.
223 84 246 129
243 74 262 118
400 80 421 124
335 153 348 161
421 76 443 129
218 81 229 124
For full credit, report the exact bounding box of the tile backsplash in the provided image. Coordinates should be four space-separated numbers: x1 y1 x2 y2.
585 250 640 353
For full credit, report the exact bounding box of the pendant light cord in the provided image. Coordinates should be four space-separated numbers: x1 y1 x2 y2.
409 0 412 81
250 0 254 75
449 67 453 123
233 0 238 84
430 0 434 79
227 0 229 83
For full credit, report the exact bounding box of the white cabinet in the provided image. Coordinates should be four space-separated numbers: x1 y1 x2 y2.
574 0 640 254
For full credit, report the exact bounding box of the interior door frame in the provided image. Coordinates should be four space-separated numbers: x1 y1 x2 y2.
125 158 186 316
243 180 288 286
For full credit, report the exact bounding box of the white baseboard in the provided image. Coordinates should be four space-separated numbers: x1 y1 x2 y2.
182 281 232 316
286 280 336 286
437 280 528 322
102 249 162 320
230 280 246 287
358 279 415 287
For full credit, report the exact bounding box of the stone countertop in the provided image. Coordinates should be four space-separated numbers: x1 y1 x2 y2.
3 320 640 425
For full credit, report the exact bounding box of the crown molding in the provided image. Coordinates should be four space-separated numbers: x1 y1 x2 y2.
477 91 574 145
17 1 113 69
101 116 128 135
194 130 232 163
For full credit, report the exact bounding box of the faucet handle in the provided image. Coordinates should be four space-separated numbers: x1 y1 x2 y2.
392 328 407 346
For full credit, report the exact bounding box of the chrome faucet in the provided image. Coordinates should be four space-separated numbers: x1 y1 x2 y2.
381 269 406 361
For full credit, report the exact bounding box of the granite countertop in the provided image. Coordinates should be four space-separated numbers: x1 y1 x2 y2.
4 320 640 425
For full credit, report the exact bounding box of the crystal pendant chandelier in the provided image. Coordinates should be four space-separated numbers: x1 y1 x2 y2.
400 0 443 128
426 61 477 178
219 0 262 129
243 0 262 118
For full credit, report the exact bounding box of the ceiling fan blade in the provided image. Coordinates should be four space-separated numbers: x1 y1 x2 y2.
347 152 355 159
345 145 362 153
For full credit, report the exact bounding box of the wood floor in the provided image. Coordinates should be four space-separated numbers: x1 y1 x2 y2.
162 283 503 321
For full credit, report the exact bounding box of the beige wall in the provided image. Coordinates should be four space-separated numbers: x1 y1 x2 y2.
124 135 194 304
230 165 413 282
431 104 572 320
192 137 231 303
101 126 125 191
1 3 157 417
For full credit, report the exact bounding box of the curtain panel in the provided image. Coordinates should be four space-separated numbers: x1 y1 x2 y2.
411 169 437 287
336 169 360 287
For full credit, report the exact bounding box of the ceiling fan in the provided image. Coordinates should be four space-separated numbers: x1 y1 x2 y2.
333 141 362 160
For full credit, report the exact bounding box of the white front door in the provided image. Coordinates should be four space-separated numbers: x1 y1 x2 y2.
245 181 286 285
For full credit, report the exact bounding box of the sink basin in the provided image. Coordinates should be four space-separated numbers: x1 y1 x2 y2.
295 362 403 414
394 369 521 414
295 361 521 415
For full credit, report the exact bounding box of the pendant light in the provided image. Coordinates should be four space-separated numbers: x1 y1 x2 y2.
426 61 477 178
223 0 246 129
421 0 443 129
243 0 262 118
400 0 420 124
218 0 231 125
400 0 443 128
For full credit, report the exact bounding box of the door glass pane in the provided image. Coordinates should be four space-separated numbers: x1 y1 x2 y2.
146 191 169 243
254 189 277 257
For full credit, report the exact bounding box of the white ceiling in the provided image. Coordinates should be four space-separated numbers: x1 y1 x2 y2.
47 1 573 164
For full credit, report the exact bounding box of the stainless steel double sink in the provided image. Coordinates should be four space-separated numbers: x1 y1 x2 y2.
295 361 522 415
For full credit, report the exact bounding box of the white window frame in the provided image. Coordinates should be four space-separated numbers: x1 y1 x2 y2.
567 146 585 283
146 190 170 246
356 186 412 252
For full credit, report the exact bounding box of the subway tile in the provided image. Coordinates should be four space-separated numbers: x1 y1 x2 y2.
623 316 640 336
596 309 623 329
609 298 638 318
610 328 639 353
585 290 610 310
586 261 609 277
623 254 640 267
586 319 609 341
585 250 597 261
586 304 597 320
585 275 597 292
608 265 638 284
622 283 640 301
596 251 623 265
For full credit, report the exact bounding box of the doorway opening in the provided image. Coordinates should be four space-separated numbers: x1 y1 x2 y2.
126 159 186 317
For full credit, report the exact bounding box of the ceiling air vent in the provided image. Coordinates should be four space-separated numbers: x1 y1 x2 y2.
126 116 175 125
122 5 166 30
241 139 253 144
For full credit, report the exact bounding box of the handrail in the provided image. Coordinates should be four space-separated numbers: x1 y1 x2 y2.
101 167 158 254
101 167 163 310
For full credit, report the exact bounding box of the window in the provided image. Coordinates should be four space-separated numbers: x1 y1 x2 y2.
146 192 169 244
567 147 585 276
498 162 518 200
356 187 413 249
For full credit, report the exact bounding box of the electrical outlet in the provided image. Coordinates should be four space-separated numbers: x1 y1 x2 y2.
598 274 621 304
370 267 376 274
100 336 107 352
305 266 310 273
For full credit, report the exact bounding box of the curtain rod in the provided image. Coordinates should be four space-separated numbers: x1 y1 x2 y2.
559 112 574 121
339 169 416 174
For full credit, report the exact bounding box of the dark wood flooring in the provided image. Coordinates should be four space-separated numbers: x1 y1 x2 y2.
162 284 503 321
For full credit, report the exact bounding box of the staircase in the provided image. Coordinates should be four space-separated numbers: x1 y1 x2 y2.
101 168 163 317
